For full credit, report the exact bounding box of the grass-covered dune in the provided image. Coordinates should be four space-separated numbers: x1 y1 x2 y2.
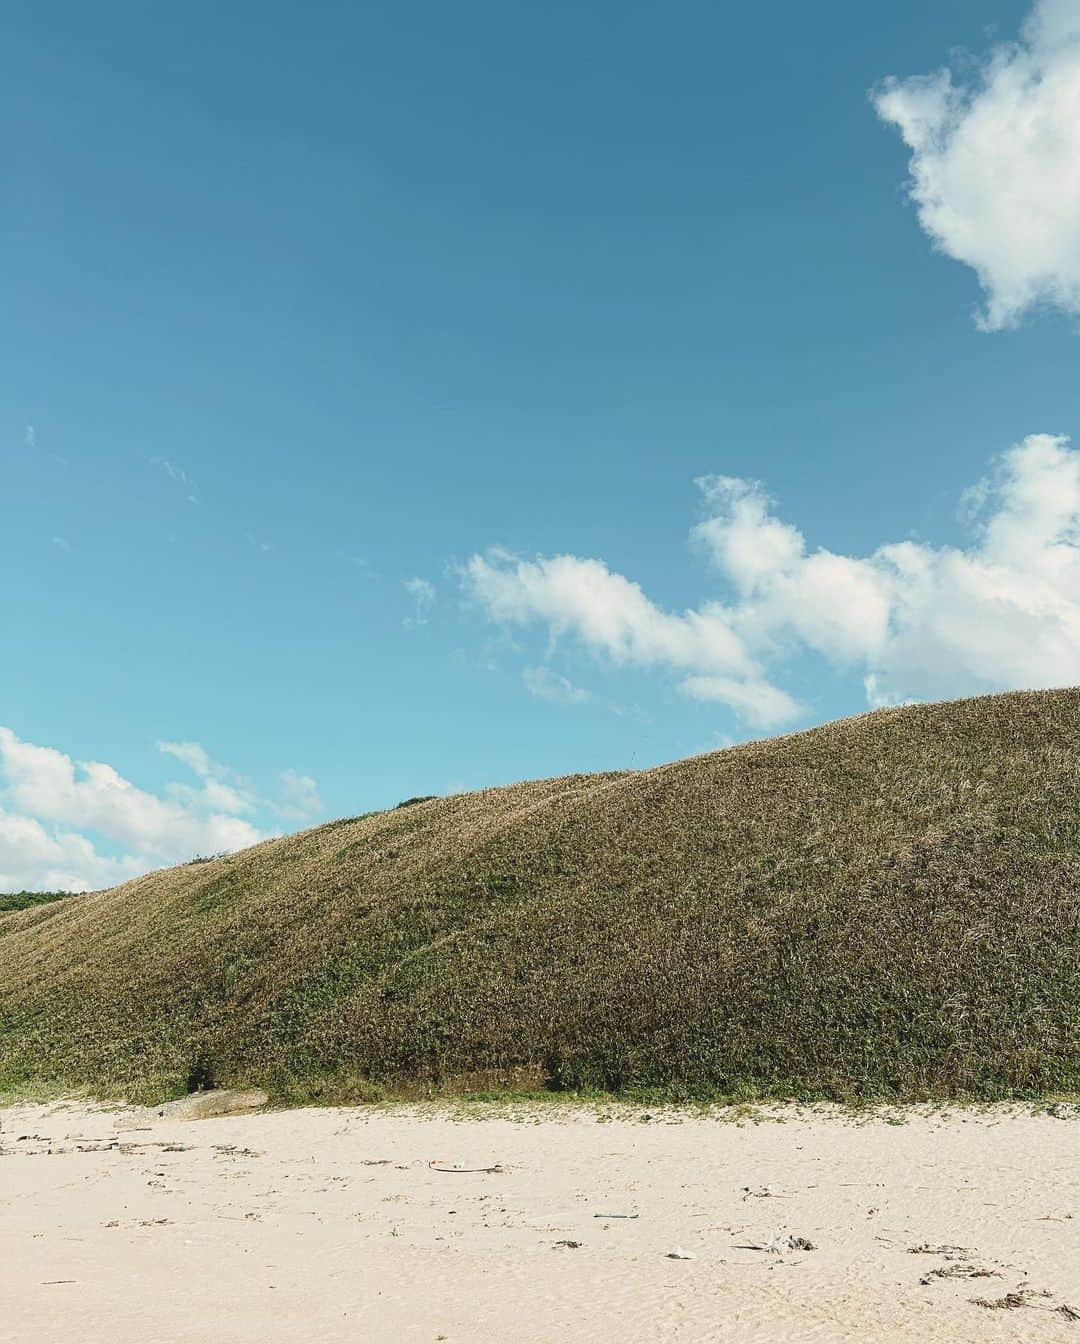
1 690 1078 1105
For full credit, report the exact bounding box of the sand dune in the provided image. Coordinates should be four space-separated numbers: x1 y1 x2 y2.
2 1098 1077 1342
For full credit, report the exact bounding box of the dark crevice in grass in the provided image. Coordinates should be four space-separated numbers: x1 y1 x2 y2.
185 1053 217 1094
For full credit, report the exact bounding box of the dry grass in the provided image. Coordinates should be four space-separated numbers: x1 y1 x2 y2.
1 689 1077 1105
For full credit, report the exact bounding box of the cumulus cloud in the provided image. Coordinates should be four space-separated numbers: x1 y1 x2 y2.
0 729 263 868
0 809 144 894
461 549 800 727
0 732 323 892
874 0 1080 329
461 434 1080 723
522 666 592 705
701 435 1079 704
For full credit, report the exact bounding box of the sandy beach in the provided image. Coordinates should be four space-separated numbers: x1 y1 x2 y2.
1 1098 1077 1343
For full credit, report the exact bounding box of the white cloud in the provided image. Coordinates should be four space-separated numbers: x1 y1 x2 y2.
152 458 189 485
158 740 213 777
158 739 257 816
0 729 263 862
276 768 323 824
461 434 1080 723
692 477 804 595
0 732 324 892
679 676 805 725
522 666 592 705
874 0 1080 329
151 457 200 504
691 434 1080 702
0 809 144 894
161 741 324 826
461 550 799 727
404 576 436 627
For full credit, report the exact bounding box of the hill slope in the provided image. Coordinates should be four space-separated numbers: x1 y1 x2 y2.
2 690 1078 1104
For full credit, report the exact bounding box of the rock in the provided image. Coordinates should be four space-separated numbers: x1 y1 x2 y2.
160 1089 269 1121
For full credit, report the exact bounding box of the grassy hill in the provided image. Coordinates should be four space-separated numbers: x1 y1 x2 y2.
1 689 1077 1105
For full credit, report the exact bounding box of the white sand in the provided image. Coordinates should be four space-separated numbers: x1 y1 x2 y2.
1 1098 1077 1343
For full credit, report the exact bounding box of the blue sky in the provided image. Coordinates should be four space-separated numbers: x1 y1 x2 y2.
5 0 1080 888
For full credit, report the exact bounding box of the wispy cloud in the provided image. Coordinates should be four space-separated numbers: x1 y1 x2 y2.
153 459 188 485
275 769 323 824
159 741 324 826
522 666 592 705
403 576 436 627
151 457 200 504
335 551 377 577
606 700 652 725
158 739 259 816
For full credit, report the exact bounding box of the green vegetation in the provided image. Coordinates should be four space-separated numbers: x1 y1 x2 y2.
0 891 76 913
1 689 1077 1105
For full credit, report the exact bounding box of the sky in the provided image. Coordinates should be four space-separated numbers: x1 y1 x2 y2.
5 0 1080 889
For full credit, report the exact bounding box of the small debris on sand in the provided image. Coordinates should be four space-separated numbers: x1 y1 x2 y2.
737 1232 817 1254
